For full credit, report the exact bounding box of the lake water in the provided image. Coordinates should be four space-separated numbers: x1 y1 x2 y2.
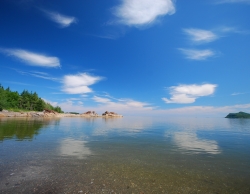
0 116 250 193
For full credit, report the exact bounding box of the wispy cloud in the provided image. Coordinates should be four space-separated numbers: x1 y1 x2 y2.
48 94 154 115
184 27 249 44
113 0 175 27
1 48 60 67
42 98 59 107
179 48 216 60
180 26 248 60
93 96 112 103
215 0 250 4
62 73 103 94
92 95 154 113
93 96 152 108
88 34 119 40
42 9 77 28
231 92 247 96
14 69 60 81
183 28 218 44
2 81 34 86
29 72 59 81
156 103 250 117
62 98 85 107
162 83 217 104
54 97 250 117
217 26 250 35
31 71 50 76
12 69 103 94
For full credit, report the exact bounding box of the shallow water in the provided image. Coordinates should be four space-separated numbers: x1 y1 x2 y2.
0 116 250 193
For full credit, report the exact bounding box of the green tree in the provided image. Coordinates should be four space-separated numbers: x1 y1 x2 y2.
0 84 63 112
35 98 45 111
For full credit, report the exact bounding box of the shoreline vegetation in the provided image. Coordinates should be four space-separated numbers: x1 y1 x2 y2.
0 109 123 118
0 84 63 113
0 84 123 118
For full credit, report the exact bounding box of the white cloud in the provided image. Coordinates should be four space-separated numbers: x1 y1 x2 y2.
56 101 85 113
216 0 250 4
52 97 153 115
93 96 152 109
113 0 175 26
42 98 58 107
42 10 77 28
62 73 103 94
63 86 92 94
55 97 250 117
89 95 155 115
1 49 60 67
78 101 83 105
162 94 196 104
81 94 89 98
92 96 112 103
183 28 218 44
163 83 217 104
126 100 148 108
179 48 215 60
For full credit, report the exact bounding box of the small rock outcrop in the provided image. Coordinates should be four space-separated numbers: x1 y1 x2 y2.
43 109 57 114
81 111 99 117
102 111 123 117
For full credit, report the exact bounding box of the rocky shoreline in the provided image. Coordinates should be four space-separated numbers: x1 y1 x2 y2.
0 110 123 118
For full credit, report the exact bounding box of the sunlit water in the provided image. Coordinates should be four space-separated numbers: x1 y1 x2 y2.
0 116 250 193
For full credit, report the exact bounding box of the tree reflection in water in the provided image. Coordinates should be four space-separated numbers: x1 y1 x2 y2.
0 118 58 141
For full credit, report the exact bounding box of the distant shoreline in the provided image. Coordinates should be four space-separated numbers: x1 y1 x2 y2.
0 110 123 118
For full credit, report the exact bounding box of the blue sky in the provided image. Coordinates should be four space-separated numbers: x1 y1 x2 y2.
0 0 250 116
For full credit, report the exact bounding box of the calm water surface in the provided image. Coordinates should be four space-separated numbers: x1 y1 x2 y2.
0 116 250 193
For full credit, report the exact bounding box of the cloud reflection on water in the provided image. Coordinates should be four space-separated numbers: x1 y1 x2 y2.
173 132 221 154
59 138 91 159
92 117 153 136
57 117 250 156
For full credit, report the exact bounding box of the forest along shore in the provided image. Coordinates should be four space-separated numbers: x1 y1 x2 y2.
0 110 123 118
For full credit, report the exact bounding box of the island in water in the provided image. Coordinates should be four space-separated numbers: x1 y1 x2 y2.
225 111 250 118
